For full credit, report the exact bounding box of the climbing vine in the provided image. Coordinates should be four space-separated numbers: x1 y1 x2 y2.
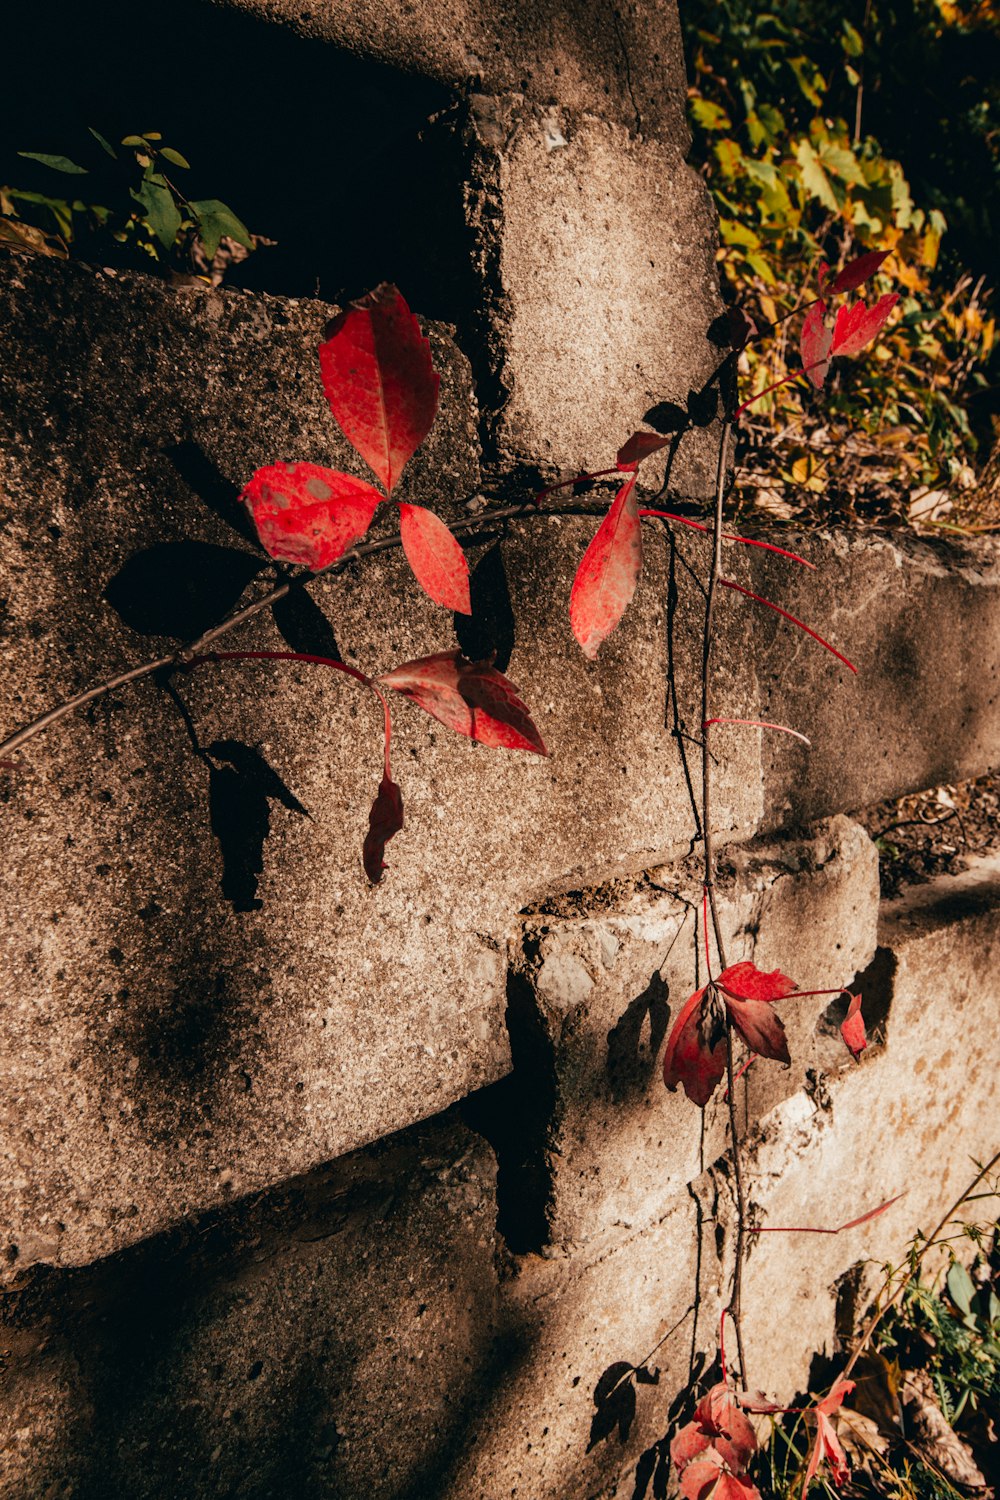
0 258 910 1495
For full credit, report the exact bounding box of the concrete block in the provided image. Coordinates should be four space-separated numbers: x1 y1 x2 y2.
0 258 761 1273
439 1192 718 1500
218 0 692 141
0 1113 500 1500
466 97 726 489
753 528 1000 825
738 853 1000 1399
497 817 878 1251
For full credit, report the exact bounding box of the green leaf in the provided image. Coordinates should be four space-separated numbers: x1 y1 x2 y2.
788 55 826 108
718 215 760 249
691 97 731 131
795 139 839 210
746 251 779 284
757 104 786 139
88 128 118 160
121 135 147 147
130 179 182 250
190 198 253 258
947 1262 975 1317
17 152 88 175
159 147 191 169
818 143 865 185
841 19 864 57
714 139 744 178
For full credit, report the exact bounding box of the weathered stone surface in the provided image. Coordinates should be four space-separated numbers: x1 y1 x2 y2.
465 98 726 487
754 528 1000 826
0 257 760 1273
439 1195 713 1500
0 1113 500 1500
497 817 878 1250
739 852 1000 1398
217 0 691 141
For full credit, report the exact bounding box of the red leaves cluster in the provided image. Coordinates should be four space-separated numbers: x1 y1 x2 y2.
362 650 546 883
568 249 896 661
663 962 796 1107
361 649 546 883
663 962 868 1107
242 283 471 614
671 1383 761 1500
800 249 898 390
233 285 549 882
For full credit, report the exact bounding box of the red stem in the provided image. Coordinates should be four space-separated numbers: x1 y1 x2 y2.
193 649 372 687
702 717 811 746
719 580 857 673
639 510 816 569
733 359 827 420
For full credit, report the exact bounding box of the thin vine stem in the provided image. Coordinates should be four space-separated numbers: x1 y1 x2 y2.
0 497 569 761
701 417 750 1389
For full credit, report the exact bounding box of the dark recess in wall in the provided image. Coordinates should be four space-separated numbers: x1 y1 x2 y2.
0 0 476 318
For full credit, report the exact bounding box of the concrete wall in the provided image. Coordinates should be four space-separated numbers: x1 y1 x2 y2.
1 1 999 1496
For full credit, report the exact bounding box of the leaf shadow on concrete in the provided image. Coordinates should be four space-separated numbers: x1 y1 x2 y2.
607 970 670 1105
160 673 309 913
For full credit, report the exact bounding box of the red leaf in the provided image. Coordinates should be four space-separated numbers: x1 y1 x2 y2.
398 504 471 613
681 1456 761 1500
840 992 867 1059
616 431 671 468
242 462 383 570
717 961 796 1066
803 1405 851 1498
831 293 900 358
716 961 798 1004
319 283 440 495
723 996 790 1064
694 1384 758 1472
716 962 795 1061
569 474 643 659
680 1454 725 1500
800 300 833 388
750 1192 903 1235
704 1473 762 1500
363 771 404 882
828 249 890 294
662 985 728 1107
836 1194 903 1232
817 1379 855 1417
671 1421 713 1474
379 651 548 755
